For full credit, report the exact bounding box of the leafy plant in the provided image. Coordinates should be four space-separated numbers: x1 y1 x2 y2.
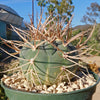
37 0 74 22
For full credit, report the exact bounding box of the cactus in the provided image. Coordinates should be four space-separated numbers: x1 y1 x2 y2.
19 40 78 85
0 15 95 87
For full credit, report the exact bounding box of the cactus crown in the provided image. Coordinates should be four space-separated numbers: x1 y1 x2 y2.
0 15 96 86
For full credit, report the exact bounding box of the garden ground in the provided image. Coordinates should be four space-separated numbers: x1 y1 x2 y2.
93 73 100 100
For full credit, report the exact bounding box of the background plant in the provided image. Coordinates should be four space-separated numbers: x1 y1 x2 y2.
36 0 74 22
81 2 100 24
72 24 100 55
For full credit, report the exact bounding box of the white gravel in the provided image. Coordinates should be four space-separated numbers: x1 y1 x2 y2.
1 72 96 94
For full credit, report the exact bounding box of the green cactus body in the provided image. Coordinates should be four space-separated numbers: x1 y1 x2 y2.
20 40 77 85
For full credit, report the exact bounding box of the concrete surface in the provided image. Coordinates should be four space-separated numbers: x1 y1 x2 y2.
92 73 100 100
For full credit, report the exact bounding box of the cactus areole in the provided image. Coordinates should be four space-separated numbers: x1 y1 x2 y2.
20 40 77 85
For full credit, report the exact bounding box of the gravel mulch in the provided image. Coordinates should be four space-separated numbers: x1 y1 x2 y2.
1 71 96 94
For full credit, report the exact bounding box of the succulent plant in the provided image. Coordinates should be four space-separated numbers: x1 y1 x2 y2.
19 40 78 85
0 15 96 87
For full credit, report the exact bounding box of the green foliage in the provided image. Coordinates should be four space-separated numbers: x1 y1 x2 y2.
0 84 8 100
37 0 46 7
36 0 74 21
73 29 81 35
87 24 100 55
72 24 100 55
36 0 47 14
71 29 82 46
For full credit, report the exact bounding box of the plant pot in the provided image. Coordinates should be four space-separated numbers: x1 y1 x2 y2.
1 73 99 100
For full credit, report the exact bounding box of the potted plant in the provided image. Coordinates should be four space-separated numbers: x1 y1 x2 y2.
0 15 99 100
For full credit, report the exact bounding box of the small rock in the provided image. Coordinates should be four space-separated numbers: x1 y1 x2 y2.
56 88 63 93
67 86 73 92
43 85 47 90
